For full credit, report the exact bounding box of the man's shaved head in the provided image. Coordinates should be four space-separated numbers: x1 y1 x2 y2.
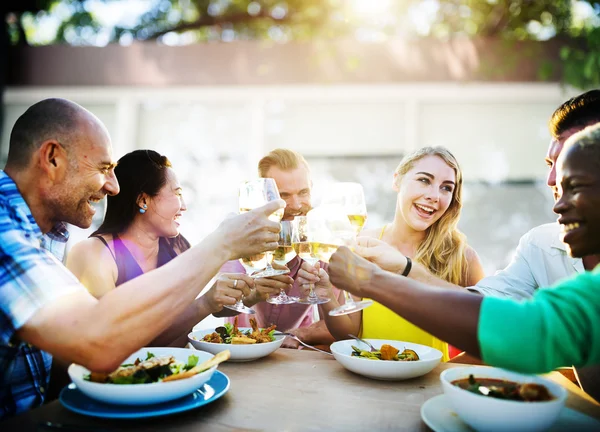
4 97 119 232
7 98 93 168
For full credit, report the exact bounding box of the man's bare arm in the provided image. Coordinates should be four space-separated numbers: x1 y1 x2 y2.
18 201 283 373
295 320 336 346
329 247 483 357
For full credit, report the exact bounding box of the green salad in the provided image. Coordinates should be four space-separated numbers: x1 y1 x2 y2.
84 352 200 384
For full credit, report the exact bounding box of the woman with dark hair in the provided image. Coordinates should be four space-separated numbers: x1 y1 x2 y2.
67 150 252 347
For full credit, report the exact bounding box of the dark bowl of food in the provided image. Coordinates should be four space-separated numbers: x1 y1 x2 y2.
440 366 567 432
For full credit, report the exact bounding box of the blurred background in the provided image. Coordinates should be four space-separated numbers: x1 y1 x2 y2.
1 0 599 275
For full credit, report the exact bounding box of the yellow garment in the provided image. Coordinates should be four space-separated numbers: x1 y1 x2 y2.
360 225 450 362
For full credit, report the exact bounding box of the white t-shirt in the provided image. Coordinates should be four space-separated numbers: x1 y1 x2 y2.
469 223 584 299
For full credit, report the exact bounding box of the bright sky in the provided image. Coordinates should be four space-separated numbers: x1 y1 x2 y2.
87 0 155 27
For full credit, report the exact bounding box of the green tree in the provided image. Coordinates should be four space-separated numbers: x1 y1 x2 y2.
3 0 600 88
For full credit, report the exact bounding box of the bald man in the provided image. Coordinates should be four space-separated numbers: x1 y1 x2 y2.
0 98 284 418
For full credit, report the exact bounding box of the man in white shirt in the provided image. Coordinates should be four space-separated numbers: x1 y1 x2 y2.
469 90 600 299
469 223 583 299
473 90 600 400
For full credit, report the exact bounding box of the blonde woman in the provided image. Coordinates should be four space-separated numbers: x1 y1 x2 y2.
298 146 485 361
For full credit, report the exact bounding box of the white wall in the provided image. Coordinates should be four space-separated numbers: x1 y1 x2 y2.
2 83 577 275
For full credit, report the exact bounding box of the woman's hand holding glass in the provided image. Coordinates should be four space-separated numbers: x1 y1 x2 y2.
248 267 295 305
204 273 254 313
291 215 332 305
296 260 336 301
354 236 410 274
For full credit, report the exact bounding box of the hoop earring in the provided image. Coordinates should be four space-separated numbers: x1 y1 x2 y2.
139 204 147 214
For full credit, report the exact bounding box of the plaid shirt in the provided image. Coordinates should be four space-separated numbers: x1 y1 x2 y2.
0 171 82 419
41 222 70 264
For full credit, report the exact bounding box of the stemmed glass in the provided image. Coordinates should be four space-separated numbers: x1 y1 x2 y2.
240 178 288 279
224 178 287 314
266 221 298 305
323 182 374 316
291 216 331 305
320 182 368 235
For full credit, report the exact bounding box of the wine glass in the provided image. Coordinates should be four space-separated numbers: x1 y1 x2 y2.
291 216 331 305
323 183 374 316
266 220 298 305
320 182 368 235
240 178 289 279
224 178 286 315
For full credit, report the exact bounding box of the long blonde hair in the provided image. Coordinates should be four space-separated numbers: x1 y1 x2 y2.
394 146 468 285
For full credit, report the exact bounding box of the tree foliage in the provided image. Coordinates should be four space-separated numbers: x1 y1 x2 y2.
4 0 600 88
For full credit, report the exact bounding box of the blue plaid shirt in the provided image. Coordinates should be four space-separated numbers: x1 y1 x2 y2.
0 170 82 418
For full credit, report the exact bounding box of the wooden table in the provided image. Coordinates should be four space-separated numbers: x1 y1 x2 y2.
3 350 600 431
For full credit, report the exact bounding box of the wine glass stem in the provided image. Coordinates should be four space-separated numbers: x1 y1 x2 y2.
343 291 356 305
264 251 274 270
308 283 317 299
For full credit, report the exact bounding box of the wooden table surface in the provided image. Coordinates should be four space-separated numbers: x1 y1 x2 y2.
2 349 600 431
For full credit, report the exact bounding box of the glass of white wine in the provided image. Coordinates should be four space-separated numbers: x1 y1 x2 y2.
266 221 298 305
320 182 368 234
291 216 331 305
323 182 374 316
225 178 287 315
240 178 288 279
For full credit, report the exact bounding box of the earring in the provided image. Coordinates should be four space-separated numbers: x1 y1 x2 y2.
139 204 147 214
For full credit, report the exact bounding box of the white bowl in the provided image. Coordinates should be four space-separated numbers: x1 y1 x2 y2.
440 366 567 432
188 328 285 362
330 339 442 380
68 347 217 405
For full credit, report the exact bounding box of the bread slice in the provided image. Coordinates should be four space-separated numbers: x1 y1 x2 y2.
231 336 257 345
162 350 231 382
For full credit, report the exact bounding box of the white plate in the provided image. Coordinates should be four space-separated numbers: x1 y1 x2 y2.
330 339 442 380
421 394 600 432
68 347 217 405
188 328 285 362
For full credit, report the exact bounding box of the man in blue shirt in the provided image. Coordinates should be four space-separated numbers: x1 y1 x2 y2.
0 170 84 416
0 98 284 418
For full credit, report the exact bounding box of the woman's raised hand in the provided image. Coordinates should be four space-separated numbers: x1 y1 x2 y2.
354 236 409 275
297 261 333 299
205 273 254 313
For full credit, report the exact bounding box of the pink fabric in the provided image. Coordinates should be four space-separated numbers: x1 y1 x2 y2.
221 257 338 331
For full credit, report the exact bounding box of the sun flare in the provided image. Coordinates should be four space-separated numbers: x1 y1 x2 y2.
349 0 393 17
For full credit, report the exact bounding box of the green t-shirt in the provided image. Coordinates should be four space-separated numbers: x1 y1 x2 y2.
478 266 600 374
